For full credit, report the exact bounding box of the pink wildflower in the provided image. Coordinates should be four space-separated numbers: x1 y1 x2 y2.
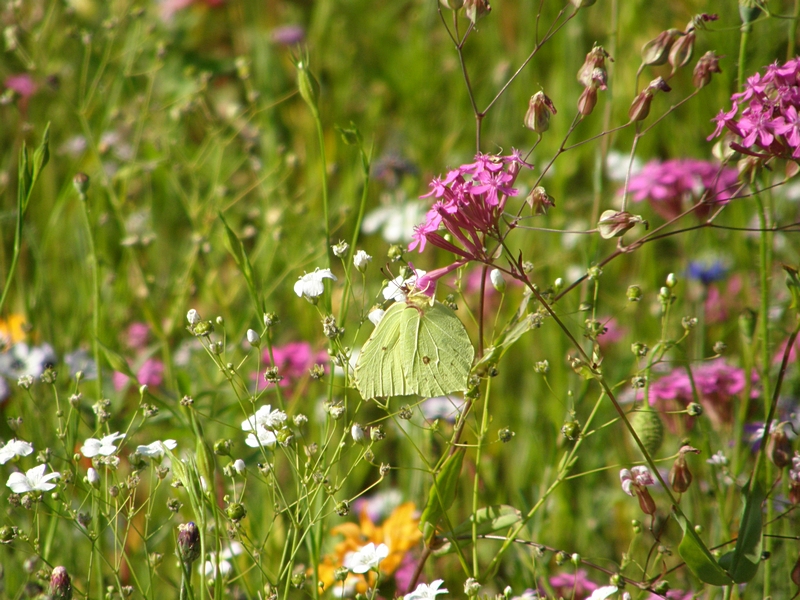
113 357 164 391
549 569 599 599
627 159 740 220
126 322 150 350
710 56 800 160
620 466 657 515
5 74 36 99
641 359 758 428
409 152 532 289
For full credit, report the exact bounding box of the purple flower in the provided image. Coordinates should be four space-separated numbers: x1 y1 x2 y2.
687 259 727 285
626 159 740 220
270 25 305 46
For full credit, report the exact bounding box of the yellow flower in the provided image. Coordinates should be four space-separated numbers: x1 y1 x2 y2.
0 314 26 351
316 501 422 594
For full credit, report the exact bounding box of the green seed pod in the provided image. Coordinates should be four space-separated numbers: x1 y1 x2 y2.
630 407 664 457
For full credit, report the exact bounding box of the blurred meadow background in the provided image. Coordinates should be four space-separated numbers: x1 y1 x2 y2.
1 0 800 598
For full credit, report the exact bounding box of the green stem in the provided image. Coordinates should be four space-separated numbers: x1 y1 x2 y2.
81 197 104 400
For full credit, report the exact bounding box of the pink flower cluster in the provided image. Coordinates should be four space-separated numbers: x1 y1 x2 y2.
710 56 800 160
409 152 530 292
112 322 165 391
627 158 739 220
641 359 758 427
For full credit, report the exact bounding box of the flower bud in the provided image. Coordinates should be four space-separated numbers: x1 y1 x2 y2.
668 30 695 72
766 423 793 468
351 423 366 445
597 210 646 239
627 285 642 302
73 173 90 200
693 51 723 89
666 273 677 288
640 29 681 67
490 269 506 293
464 578 481 596
49 566 72 600
246 329 261 348
440 0 464 8
629 78 671 122
233 459 246 474
577 45 610 87
353 250 372 272
577 85 598 116
177 522 201 564
669 445 699 493
214 439 232 457
87 467 100 488
295 59 320 115
793 552 800 587
526 186 555 215
464 0 491 24
637 487 657 515
226 502 246 522
687 402 703 417
524 91 557 133
332 240 349 257
187 309 201 326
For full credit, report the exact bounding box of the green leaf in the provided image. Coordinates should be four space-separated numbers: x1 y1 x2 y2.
355 298 474 399
447 505 522 539
419 448 465 542
718 477 764 583
31 123 50 187
675 511 733 586
97 339 137 380
218 211 260 313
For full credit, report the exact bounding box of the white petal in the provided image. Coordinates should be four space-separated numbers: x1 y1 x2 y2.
587 586 619 600
7 471 32 493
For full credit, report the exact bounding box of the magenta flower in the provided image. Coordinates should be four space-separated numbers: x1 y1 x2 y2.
126 322 150 350
639 359 758 428
259 341 327 388
270 25 305 46
113 357 164 391
626 158 740 220
409 152 531 289
5 74 36 99
709 56 800 160
549 569 599 599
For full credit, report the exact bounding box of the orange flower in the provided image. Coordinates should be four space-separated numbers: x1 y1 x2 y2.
0 314 26 350
316 501 421 594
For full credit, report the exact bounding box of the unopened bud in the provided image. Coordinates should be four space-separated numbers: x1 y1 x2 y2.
640 29 681 67
637 487 657 515
226 502 246 522
526 186 555 215
296 60 320 114
597 210 646 239
668 30 695 72
246 329 261 347
577 45 610 87
49 566 72 600
490 269 506 293
213 439 232 457
629 78 671 122
524 91 557 133
351 423 366 445
464 0 491 24
693 51 723 89
177 522 201 564
87 467 100 488
577 85 598 116
627 285 642 302
669 445 699 493
767 423 793 468
687 402 703 417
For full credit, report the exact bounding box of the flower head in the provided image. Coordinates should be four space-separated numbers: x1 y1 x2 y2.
344 542 389 574
405 579 449 600
6 464 61 493
294 268 337 299
81 432 126 458
241 405 287 431
353 250 372 272
0 439 34 464
549 569 599 598
620 466 656 495
136 439 177 459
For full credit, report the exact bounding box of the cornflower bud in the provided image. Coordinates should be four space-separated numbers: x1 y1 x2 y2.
524 91 557 133
693 51 723 89
177 522 201 564
640 29 681 67
629 78 671 122
49 566 72 600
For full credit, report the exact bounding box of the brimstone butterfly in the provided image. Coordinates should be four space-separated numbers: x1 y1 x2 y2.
355 296 475 399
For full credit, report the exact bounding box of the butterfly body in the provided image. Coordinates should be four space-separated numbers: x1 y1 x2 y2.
355 298 474 400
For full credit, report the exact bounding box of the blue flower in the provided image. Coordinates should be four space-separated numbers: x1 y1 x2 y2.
687 260 727 285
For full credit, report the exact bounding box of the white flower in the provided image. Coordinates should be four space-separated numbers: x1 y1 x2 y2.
344 542 389 574
0 439 34 464
187 309 201 325
490 268 506 292
241 405 287 431
233 459 246 474
404 579 449 600
353 250 372 272
136 439 177 458
200 542 244 578
362 200 428 243
0 342 56 379
6 464 61 493
707 450 728 466
294 268 337 299
351 423 366 445
382 271 426 303
244 426 277 449
587 586 620 600
81 432 126 458
246 329 261 347
368 308 385 326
